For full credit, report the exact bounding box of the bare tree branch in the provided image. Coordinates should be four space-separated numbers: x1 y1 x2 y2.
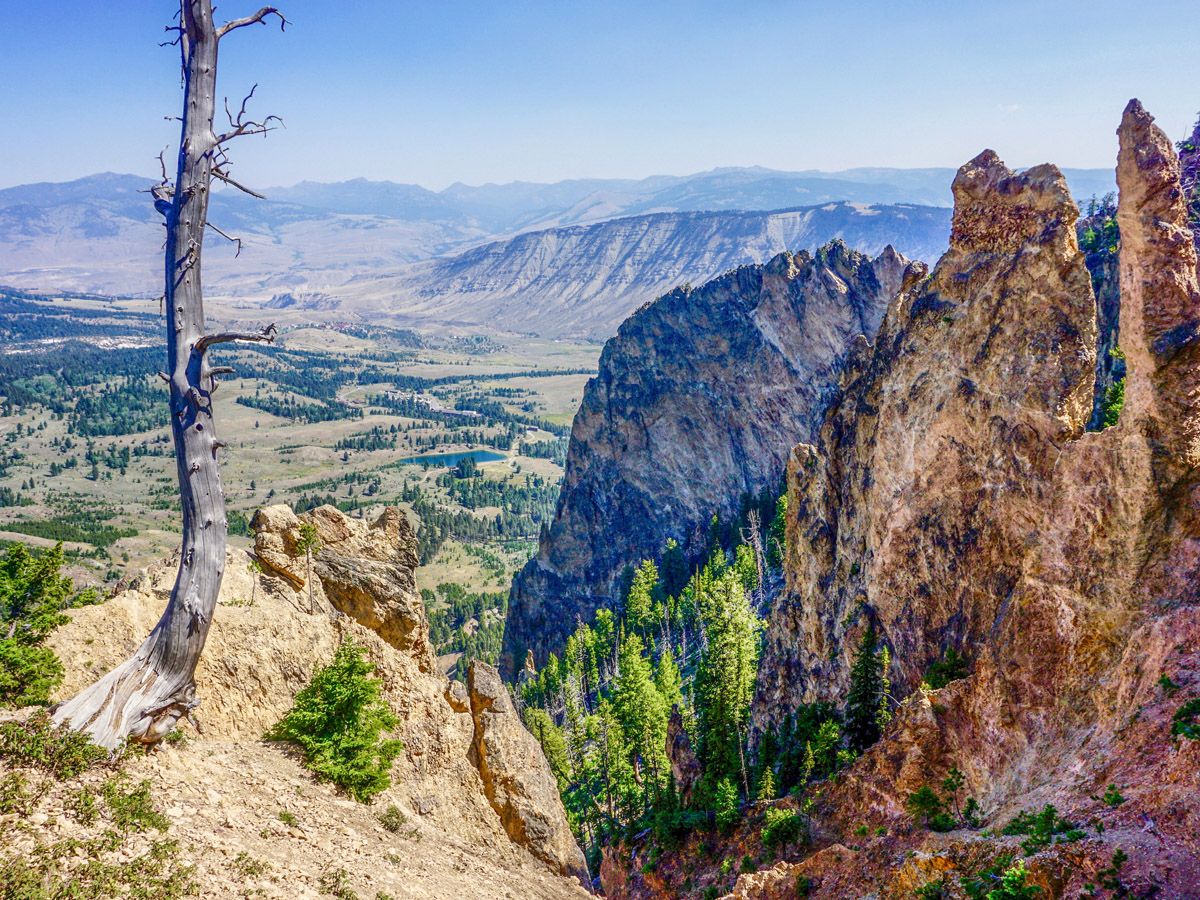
205 221 243 256
193 323 277 354
216 84 284 143
217 6 288 38
210 167 266 199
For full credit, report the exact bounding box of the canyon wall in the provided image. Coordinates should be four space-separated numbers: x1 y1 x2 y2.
744 100 1200 896
503 242 921 672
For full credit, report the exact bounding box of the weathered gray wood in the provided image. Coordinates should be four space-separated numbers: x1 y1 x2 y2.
53 0 282 749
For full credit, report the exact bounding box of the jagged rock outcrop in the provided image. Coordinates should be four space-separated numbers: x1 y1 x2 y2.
504 242 921 671
45 505 587 898
748 100 1200 896
467 661 590 884
251 504 433 669
666 706 702 807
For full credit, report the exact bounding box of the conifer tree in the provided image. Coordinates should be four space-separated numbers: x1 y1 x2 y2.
624 559 662 637
612 633 669 801
655 644 684 714
845 623 886 752
660 538 689 599
694 570 762 794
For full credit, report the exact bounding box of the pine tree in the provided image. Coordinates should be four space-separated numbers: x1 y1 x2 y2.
694 571 762 795
876 645 893 733
845 624 886 752
756 767 776 801
661 538 689 599
612 633 669 802
655 645 683 714
767 492 788 568
624 560 661 637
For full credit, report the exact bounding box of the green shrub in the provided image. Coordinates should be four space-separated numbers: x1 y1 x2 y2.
266 640 403 802
739 854 755 873
277 809 298 826
906 785 955 831
916 879 950 900
319 866 359 899
925 648 969 689
0 543 100 707
985 861 1042 899
1001 805 1083 855
962 853 1016 900
1172 698 1200 740
761 807 805 852
0 711 109 779
102 777 169 833
1100 377 1126 428
1101 784 1125 807
713 777 740 832
378 804 407 833
1157 674 1180 697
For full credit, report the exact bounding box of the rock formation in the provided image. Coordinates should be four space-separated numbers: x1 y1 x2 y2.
504 241 921 672
467 661 591 883
745 100 1200 896
43 505 588 897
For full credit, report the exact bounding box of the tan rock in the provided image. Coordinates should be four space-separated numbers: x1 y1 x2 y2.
750 101 1200 897
467 661 590 886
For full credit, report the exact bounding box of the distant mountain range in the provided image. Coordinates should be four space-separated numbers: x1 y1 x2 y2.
339 203 951 337
0 164 1114 337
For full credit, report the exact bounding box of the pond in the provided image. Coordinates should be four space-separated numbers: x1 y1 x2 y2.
397 449 507 468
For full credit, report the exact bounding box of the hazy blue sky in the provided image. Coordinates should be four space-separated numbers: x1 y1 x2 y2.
0 0 1195 190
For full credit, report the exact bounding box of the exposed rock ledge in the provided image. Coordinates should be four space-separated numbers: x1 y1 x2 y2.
45 504 588 897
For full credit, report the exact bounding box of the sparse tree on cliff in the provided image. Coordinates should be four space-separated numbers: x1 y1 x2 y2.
845 623 888 752
53 1 286 749
296 521 321 613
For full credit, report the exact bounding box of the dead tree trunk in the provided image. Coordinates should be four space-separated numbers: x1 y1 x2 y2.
52 0 285 750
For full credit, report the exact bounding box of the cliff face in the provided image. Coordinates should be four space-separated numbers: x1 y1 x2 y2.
748 101 1200 896
41 505 587 898
503 243 921 671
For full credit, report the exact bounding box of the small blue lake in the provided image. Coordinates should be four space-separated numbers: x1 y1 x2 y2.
398 449 506 468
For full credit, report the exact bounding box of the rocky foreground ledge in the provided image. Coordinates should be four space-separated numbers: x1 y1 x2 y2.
37 504 588 899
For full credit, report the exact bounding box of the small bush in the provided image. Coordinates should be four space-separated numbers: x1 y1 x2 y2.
319 867 359 900
233 851 270 878
1172 698 1200 740
907 785 955 831
0 710 109 779
1101 784 1125 807
1100 377 1126 429
266 640 403 802
761 807 805 852
925 648 969 689
916 879 950 900
102 777 170 834
739 854 755 873
986 861 1042 899
1158 674 1180 697
378 804 407 833
1001 805 1082 855
277 809 298 826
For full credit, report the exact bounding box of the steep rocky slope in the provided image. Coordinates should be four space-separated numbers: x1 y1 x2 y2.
732 100 1200 897
348 203 947 338
503 241 921 672
23 505 588 898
